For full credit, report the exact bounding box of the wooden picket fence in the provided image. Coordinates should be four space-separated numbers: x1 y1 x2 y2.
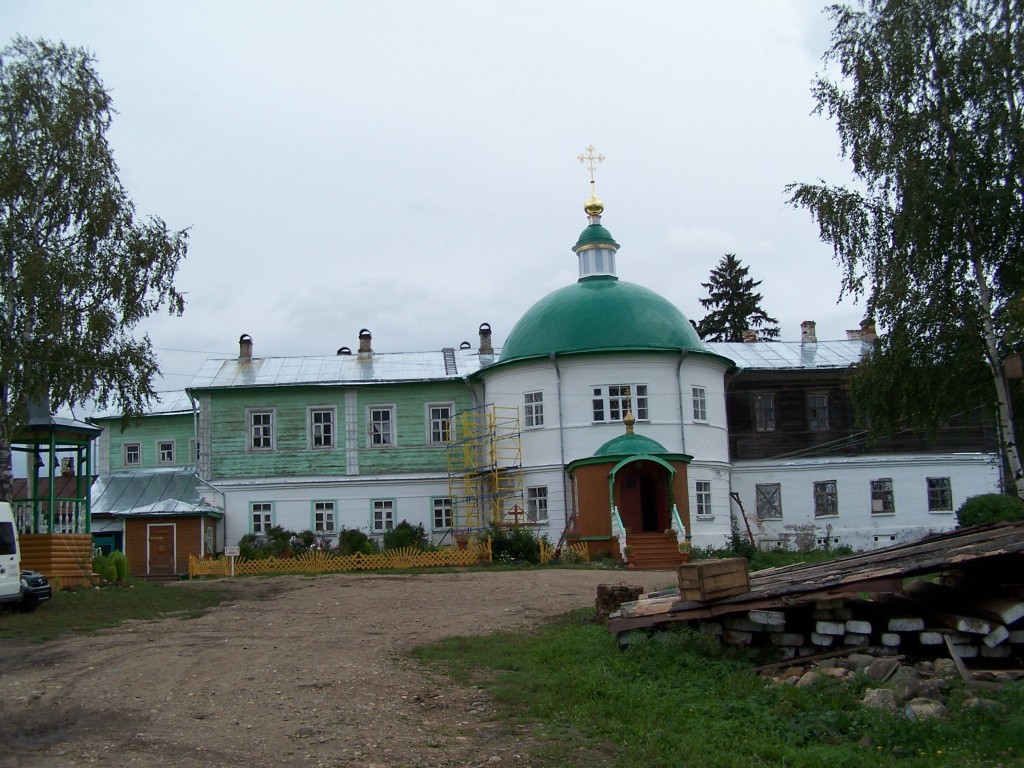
188 540 492 579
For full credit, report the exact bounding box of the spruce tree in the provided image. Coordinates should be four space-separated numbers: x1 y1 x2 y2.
696 254 780 342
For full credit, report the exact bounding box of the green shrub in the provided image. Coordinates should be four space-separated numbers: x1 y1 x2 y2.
382 520 429 551
92 553 108 576
337 528 379 556
956 493 1024 527
108 550 130 581
102 562 117 582
488 524 541 564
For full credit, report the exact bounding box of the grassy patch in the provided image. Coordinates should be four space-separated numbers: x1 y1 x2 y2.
0 581 229 643
412 611 1024 767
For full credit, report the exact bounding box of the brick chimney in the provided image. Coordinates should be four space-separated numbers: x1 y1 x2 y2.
358 329 373 360
801 321 817 345
742 329 758 343
239 334 253 362
479 322 494 356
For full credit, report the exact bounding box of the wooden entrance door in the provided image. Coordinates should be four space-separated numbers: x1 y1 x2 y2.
148 524 176 575
617 462 670 532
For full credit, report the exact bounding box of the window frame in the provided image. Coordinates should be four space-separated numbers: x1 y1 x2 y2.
247 408 276 451
123 442 141 466
753 393 776 432
189 438 200 463
813 480 838 517
308 406 336 450
368 405 396 448
312 500 337 534
251 502 274 535
694 480 713 518
426 402 454 445
756 483 783 520
927 477 953 512
524 391 544 429
526 486 549 523
157 440 175 465
432 497 454 530
871 478 895 515
592 384 649 423
371 498 395 532
692 386 708 422
806 391 831 432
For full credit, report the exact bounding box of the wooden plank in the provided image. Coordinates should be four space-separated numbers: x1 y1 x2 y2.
607 523 1024 636
751 645 870 673
944 635 974 682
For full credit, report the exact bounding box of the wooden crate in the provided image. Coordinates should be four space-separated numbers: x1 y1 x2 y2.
678 557 750 601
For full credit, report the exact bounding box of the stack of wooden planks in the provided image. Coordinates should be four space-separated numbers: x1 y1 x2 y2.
609 521 1024 665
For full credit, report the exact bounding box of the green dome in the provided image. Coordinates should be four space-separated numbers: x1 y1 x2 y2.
594 432 669 457
499 276 705 363
574 222 619 251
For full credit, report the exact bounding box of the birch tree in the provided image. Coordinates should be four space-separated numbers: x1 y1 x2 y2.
0 37 187 500
787 0 1024 497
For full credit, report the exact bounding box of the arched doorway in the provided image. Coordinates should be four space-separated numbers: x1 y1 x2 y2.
613 458 673 534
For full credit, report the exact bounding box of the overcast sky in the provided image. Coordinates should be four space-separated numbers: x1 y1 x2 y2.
6 1 865 397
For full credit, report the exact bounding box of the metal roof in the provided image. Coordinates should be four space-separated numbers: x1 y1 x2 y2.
188 348 490 390
90 389 194 421
704 340 866 371
91 467 222 517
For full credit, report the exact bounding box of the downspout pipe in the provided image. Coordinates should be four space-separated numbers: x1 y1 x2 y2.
549 353 571 529
676 350 689 453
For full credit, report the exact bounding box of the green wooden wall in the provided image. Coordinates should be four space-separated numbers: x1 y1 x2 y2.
204 382 474 480
98 413 196 470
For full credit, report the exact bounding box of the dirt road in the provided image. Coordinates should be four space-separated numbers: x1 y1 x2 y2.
0 569 671 768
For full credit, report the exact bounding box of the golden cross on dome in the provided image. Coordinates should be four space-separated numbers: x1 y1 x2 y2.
577 144 605 182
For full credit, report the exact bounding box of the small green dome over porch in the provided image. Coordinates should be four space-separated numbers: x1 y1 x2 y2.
594 432 669 457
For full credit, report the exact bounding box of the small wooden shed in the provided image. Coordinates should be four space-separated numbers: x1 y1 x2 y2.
90 469 223 578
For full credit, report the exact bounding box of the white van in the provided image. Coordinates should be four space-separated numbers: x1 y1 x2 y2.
0 502 23 605
0 502 51 612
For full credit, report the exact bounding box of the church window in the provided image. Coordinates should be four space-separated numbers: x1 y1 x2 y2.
695 480 712 518
692 386 707 422
524 391 544 428
592 384 648 423
526 486 549 523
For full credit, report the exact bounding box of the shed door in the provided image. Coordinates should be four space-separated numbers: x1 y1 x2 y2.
147 524 176 575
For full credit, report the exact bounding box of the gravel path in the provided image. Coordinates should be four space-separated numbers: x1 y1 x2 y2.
0 569 671 767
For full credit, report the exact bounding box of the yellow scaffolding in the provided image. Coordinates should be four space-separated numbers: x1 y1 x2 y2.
446 404 523 531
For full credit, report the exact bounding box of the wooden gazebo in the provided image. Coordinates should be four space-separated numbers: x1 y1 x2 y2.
11 401 100 587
